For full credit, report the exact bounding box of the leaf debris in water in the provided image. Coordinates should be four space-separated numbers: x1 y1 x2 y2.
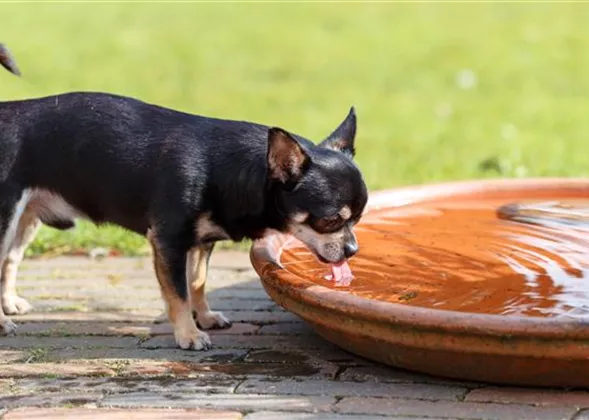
398 291 418 301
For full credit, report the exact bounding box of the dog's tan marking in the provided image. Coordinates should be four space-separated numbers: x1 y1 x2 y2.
288 222 357 263
147 229 210 350
323 137 352 153
187 243 230 329
291 212 308 223
28 188 85 223
195 213 229 242
1 208 40 315
0 190 31 260
339 206 352 221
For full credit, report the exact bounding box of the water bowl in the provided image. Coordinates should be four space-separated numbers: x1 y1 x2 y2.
250 178 589 387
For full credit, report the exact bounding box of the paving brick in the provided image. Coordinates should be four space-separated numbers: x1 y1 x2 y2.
24 289 162 302
19 271 258 292
214 334 331 350
13 312 160 323
297 346 373 366
17 322 156 337
338 366 477 386
335 397 577 419
38 298 164 312
199 268 257 284
17 322 258 337
208 289 270 300
213 311 300 324
0 350 27 364
0 363 115 378
244 412 407 420
152 311 296 326
207 323 259 335
18 270 152 280
0 392 102 409
210 251 253 270
244 350 310 364
41 348 247 364
101 392 335 412
15 377 240 395
466 387 589 407
115 360 333 378
206 300 275 311
236 378 467 401
117 361 209 377
20 256 147 269
0 379 13 394
3 407 243 419
141 333 330 350
0 336 139 349
257 322 315 335
18 283 156 296
206 274 263 290
27 300 90 312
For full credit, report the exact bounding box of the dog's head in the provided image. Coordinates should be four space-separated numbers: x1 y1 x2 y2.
267 107 368 263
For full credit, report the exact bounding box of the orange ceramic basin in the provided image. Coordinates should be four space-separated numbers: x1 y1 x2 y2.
250 178 589 387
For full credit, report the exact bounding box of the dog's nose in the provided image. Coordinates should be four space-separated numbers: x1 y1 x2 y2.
343 242 358 258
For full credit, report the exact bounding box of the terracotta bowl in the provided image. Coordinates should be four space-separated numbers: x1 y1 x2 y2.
250 178 589 387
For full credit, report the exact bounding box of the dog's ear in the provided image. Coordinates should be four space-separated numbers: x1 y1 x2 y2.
267 127 310 184
319 106 356 157
0 44 21 76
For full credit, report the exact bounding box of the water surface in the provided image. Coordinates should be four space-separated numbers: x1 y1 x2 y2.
280 198 589 318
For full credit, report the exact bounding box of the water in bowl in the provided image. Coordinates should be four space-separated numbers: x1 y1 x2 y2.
279 197 589 318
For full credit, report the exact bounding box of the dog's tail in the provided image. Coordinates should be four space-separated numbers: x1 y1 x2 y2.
0 44 21 76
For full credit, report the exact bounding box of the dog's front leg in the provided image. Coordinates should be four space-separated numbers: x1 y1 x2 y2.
188 243 231 329
147 229 211 350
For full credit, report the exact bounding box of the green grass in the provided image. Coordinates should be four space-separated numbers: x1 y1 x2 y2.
3 3 589 256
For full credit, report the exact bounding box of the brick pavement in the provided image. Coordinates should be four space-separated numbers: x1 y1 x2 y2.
0 252 586 419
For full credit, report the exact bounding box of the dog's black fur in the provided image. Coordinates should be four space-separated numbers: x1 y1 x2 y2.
0 45 367 350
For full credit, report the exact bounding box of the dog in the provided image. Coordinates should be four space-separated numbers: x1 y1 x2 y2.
0 44 368 350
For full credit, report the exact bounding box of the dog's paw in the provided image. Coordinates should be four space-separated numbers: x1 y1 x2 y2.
2 295 33 315
0 318 17 335
174 328 212 351
197 310 232 330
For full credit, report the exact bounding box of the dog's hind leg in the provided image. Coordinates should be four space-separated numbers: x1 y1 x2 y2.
188 243 231 330
1 207 40 315
0 185 31 334
147 228 212 350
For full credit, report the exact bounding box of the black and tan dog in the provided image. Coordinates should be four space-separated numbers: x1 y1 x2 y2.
0 45 368 350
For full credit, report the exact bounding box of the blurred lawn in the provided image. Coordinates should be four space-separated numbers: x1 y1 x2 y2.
3 3 589 256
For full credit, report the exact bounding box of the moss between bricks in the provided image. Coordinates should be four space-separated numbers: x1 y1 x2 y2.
23 348 49 364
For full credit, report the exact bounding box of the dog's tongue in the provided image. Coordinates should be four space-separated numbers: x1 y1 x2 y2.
330 260 354 287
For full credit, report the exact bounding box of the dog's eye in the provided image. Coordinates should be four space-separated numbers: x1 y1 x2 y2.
312 215 344 232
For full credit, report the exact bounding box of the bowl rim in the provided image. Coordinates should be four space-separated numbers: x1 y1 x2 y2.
250 177 589 340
